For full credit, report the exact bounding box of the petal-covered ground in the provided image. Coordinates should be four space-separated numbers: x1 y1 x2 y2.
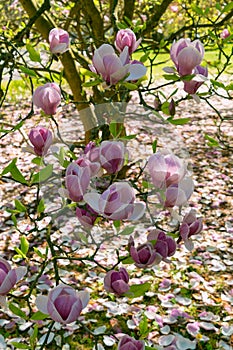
0 86 232 349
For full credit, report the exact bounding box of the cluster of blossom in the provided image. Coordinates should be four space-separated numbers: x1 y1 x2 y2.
64 140 145 226
22 26 206 349
27 128 203 247
169 38 208 95
32 28 146 116
89 29 146 86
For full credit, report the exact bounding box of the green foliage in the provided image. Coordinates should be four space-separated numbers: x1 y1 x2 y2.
125 282 151 298
1 158 28 185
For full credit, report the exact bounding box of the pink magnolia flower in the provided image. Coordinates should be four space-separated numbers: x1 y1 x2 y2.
161 177 194 208
104 268 129 295
90 44 146 85
65 163 91 202
179 210 203 250
183 65 208 94
84 142 100 163
147 229 177 262
0 258 26 307
32 82 61 115
117 335 145 350
49 28 70 54
115 28 141 56
147 151 186 189
76 205 98 229
99 140 125 174
84 182 145 221
0 258 26 296
36 284 89 324
129 236 161 268
28 126 53 156
220 29 230 39
75 155 100 177
170 38 204 76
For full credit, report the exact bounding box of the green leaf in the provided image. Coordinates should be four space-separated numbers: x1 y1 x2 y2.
9 303 27 319
167 117 190 125
181 74 195 82
215 3 222 11
18 65 37 77
1 158 28 184
31 164 53 184
145 347 158 350
140 52 150 63
82 79 102 87
33 247 45 259
31 157 43 165
226 83 233 91
119 226 135 236
20 236 29 255
80 68 102 79
204 134 219 147
11 214 17 227
37 198 45 213
121 256 134 264
109 121 118 138
210 79 226 89
161 101 170 115
163 74 179 81
10 343 31 349
191 4 203 15
125 282 151 298
30 324 38 347
31 311 48 320
14 247 27 259
119 134 136 140
77 232 88 244
113 220 121 230
139 315 149 337
222 2 233 12
152 140 157 153
15 199 27 213
26 44 41 62
122 82 138 90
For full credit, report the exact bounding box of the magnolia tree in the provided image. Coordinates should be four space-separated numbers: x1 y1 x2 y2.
0 0 232 349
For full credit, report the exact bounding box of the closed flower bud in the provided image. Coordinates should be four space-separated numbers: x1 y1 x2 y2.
36 284 89 324
49 28 70 54
169 99 176 116
65 163 91 202
32 83 61 115
220 29 230 39
28 126 53 156
117 335 145 350
104 268 129 295
115 29 141 56
99 140 125 174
